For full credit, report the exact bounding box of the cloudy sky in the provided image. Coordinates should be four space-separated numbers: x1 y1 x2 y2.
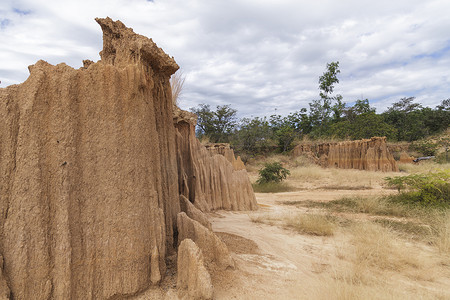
1 0 449 118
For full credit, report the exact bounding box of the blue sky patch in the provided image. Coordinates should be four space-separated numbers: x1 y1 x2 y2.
0 18 10 29
13 8 32 16
414 42 450 60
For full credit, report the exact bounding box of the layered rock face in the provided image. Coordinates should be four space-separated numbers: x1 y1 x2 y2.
293 137 399 172
0 18 256 300
205 143 246 171
0 17 180 299
174 108 257 212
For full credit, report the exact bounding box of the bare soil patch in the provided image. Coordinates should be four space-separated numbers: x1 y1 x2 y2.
207 169 450 299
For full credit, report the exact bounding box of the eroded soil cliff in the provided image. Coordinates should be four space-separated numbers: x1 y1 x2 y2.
293 137 399 172
0 18 256 300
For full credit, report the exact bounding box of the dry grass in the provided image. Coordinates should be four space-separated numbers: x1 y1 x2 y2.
284 214 336 236
289 164 324 181
317 185 373 190
303 221 449 299
251 182 295 193
249 212 283 226
246 154 450 299
434 211 450 254
287 165 395 190
247 150 449 193
309 275 444 300
170 70 185 106
291 196 412 218
250 212 336 236
349 222 422 274
398 161 450 174
374 219 433 240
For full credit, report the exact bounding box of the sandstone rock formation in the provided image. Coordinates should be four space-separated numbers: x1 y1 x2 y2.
177 239 213 300
293 137 399 172
180 195 212 231
0 17 178 299
177 212 235 270
0 17 255 299
174 108 257 212
205 143 246 171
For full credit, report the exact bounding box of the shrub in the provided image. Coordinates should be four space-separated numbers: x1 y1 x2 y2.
256 162 290 184
385 170 450 206
409 140 439 156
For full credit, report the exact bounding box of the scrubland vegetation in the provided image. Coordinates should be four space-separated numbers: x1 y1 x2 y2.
189 61 449 298
244 150 450 298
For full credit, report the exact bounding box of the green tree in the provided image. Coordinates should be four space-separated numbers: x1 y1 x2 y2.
270 114 298 152
274 125 297 153
382 97 428 141
423 99 450 134
191 104 237 143
309 61 344 137
328 99 397 140
350 113 397 140
232 117 274 154
318 61 340 98
287 108 313 135
344 99 375 122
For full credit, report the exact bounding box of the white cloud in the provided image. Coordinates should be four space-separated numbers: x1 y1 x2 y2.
0 0 449 117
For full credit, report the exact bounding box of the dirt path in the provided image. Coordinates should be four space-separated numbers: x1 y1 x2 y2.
208 189 450 299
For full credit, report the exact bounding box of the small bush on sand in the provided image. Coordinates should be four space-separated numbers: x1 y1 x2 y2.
256 162 290 184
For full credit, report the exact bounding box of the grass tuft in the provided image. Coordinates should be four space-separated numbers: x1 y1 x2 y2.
284 214 336 236
349 222 422 275
250 212 336 236
317 185 373 190
373 219 432 240
433 211 450 254
252 182 295 193
293 196 413 218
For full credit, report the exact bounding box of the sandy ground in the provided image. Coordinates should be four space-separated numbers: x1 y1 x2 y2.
208 188 450 300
